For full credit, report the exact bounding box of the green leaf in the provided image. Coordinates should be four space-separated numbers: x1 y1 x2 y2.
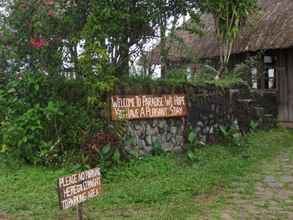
101 145 112 156
113 150 121 164
7 88 16 94
187 150 195 161
188 131 197 144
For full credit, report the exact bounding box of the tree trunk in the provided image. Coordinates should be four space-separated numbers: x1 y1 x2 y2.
118 41 130 77
160 16 168 79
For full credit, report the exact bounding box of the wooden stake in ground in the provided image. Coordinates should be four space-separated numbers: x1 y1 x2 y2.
77 203 83 220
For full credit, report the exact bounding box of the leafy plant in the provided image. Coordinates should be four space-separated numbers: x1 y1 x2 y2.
0 72 109 166
218 123 246 147
151 140 164 156
185 128 205 162
249 120 259 133
198 0 258 77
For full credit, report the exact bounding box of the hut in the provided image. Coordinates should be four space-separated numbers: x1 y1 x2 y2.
151 0 293 127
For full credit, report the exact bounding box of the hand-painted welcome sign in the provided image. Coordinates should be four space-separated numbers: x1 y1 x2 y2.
111 94 187 120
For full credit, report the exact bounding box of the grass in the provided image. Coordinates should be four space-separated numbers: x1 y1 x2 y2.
1 129 293 219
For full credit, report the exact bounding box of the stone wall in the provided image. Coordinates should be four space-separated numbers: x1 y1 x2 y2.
126 118 185 154
119 86 278 153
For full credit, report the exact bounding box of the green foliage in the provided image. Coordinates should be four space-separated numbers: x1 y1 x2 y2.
185 128 206 162
0 0 91 76
249 120 259 133
189 60 255 87
218 123 246 148
164 67 190 85
95 140 139 170
0 72 111 166
151 140 164 156
1 101 63 165
198 0 257 74
1 129 292 219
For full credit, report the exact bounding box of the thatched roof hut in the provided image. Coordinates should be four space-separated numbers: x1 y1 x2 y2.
151 0 293 64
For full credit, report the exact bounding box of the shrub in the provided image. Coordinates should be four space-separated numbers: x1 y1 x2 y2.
0 72 106 166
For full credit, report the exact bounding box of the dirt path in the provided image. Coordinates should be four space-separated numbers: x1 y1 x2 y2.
219 151 293 220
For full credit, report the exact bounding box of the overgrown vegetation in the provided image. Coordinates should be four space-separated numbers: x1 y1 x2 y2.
1 129 292 219
0 70 244 166
0 72 114 165
199 0 257 76
0 0 260 167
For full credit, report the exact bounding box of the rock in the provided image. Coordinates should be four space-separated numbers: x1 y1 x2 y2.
146 135 152 145
264 176 283 189
164 143 173 151
152 136 160 144
137 139 146 149
203 127 210 134
152 127 160 136
159 120 167 129
211 104 216 111
209 126 214 134
136 126 145 137
199 135 207 143
134 123 141 130
161 134 167 145
264 176 275 183
201 115 208 121
197 121 204 127
143 146 153 154
167 133 173 141
176 135 184 145
146 124 152 136
281 176 293 183
170 126 177 135
195 126 201 134
173 146 182 152
134 134 140 145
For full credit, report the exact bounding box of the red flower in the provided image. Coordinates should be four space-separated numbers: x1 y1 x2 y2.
44 0 55 5
48 10 54 17
30 38 48 48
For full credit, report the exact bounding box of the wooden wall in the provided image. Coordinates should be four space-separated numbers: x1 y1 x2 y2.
278 48 293 125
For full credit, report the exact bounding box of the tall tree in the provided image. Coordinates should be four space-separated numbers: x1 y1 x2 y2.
199 0 257 77
84 0 194 77
154 0 198 78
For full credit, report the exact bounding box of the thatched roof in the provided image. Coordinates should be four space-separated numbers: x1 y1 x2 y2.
151 0 293 64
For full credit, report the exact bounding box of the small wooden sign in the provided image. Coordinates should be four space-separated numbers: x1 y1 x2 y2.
57 168 102 210
111 94 188 120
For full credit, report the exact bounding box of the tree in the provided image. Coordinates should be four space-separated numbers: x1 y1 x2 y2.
0 0 91 78
155 0 197 78
199 0 257 78
1 0 196 79
84 0 194 78
83 0 155 77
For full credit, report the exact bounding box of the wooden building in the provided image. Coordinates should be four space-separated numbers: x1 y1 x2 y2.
151 0 293 126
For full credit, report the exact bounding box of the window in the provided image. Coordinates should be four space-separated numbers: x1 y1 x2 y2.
263 55 277 89
251 68 258 89
251 55 277 90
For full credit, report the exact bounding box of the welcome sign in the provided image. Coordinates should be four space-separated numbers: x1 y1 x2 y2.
111 94 188 120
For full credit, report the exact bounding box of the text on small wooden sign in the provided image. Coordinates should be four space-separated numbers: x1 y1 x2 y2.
111 94 188 120
57 168 102 210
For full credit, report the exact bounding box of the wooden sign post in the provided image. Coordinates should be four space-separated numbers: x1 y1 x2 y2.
57 168 102 220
